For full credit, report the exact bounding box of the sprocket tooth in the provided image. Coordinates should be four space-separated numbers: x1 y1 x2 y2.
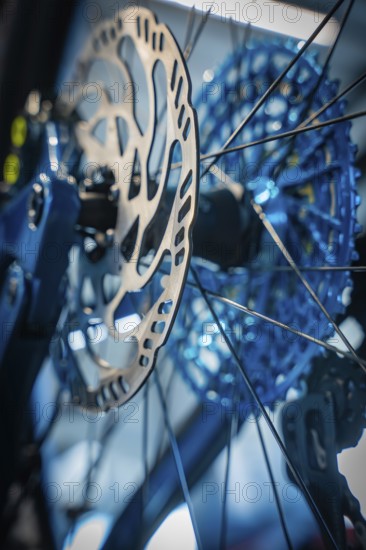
173 38 360 410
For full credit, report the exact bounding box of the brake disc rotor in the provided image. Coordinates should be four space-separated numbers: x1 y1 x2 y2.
54 6 198 410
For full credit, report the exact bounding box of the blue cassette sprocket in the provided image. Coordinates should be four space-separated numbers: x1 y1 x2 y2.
171 39 361 410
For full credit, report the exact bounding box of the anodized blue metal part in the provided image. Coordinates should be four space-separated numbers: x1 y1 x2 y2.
0 121 80 363
0 120 80 520
172 40 361 409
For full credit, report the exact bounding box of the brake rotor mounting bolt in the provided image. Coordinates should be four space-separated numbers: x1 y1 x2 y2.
82 178 93 190
28 182 45 229
105 229 115 246
67 175 77 186
108 185 120 203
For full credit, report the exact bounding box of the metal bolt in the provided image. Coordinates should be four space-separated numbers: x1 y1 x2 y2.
28 182 44 229
105 228 115 246
108 184 120 203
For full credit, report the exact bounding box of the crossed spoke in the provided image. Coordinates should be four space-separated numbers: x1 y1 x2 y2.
200 0 347 179
190 265 340 549
154 369 203 550
250 199 366 374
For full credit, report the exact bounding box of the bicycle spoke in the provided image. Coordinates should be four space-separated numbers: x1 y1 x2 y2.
167 109 366 173
228 19 245 136
198 110 366 163
190 265 340 550
205 286 366 365
154 369 203 550
139 260 366 365
304 0 355 115
219 386 239 550
200 0 347 178
141 380 150 528
229 17 239 63
21 2 366 549
207 162 245 200
300 70 366 128
244 265 366 273
268 0 355 186
150 348 177 466
183 5 212 61
255 421 293 550
251 199 366 374
154 2 211 178
183 5 196 54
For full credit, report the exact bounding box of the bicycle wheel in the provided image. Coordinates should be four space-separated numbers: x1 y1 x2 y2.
1 1 366 549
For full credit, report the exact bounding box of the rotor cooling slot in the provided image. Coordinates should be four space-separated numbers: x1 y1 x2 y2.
55 6 199 410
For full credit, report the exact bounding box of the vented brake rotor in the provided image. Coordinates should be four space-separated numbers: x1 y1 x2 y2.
54 6 198 410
